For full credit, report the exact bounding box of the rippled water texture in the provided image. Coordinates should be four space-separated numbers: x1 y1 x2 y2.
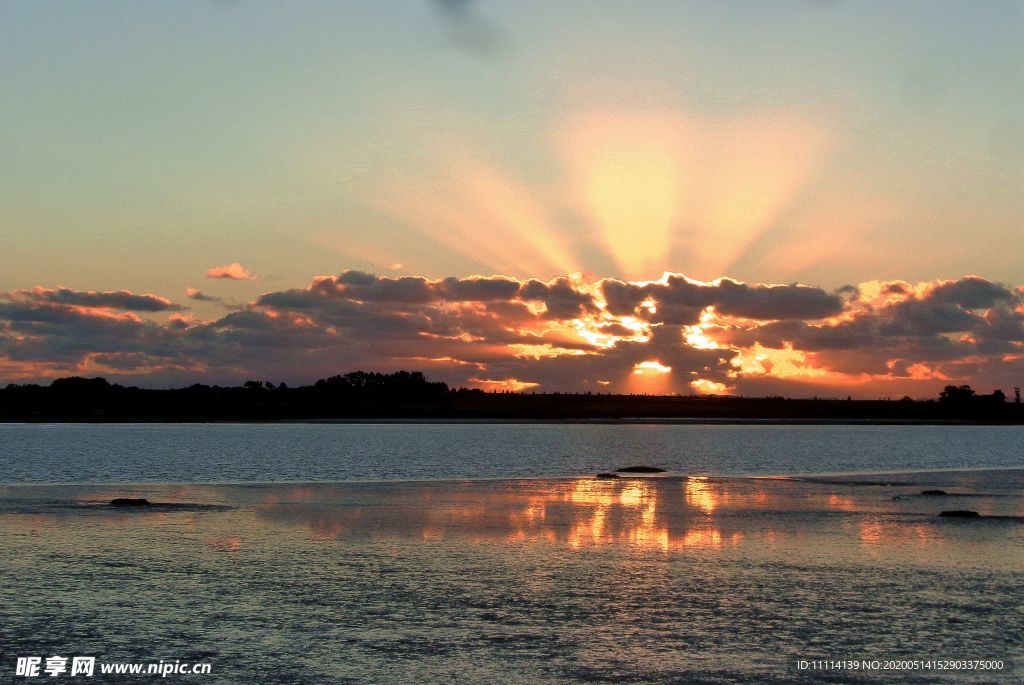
2 470 1022 683
2 423 1024 483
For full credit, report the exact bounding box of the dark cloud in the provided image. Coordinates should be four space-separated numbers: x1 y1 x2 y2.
438 275 521 301
324 271 435 304
598 275 843 321
925 276 1019 309
9 287 181 312
712 279 844 320
518 277 597 319
186 287 222 303
0 272 1020 396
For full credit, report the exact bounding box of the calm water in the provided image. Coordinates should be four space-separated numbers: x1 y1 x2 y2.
2 423 1024 484
1 471 1022 684
2 425 1023 683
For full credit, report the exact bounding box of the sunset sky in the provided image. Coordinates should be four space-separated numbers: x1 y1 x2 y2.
1 1 1022 397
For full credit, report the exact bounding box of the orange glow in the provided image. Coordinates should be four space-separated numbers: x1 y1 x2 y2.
393 356 485 370
684 326 719 350
629 360 673 394
558 108 835 279
574 316 651 348
553 479 739 552
683 306 721 350
469 377 540 392
205 262 255 280
507 343 587 359
682 529 723 547
729 342 827 379
684 477 720 514
859 519 883 544
905 363 951 381
690 379 731 395
374 147 577 278
632 360 671 376
827 494 859 512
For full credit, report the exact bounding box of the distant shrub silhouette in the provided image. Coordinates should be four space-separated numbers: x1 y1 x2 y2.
939 385 975 403
0 372 1020 422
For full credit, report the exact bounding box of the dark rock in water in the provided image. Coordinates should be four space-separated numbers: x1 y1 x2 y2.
614 466 666 474
921 489 948 496
110 498 151 507
595 473 620 479
938 510 980 518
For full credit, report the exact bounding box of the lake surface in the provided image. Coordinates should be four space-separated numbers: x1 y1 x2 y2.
2 471 1022 684
3 424 1023 683
2 423 1024 484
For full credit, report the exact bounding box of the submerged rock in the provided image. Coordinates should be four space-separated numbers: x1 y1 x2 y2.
921 489 948 496
110 498 151 507
938 510 980 518
595 473 620 479
614 466 666 474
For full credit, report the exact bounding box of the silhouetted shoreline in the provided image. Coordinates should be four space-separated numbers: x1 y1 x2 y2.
2 371 1021 424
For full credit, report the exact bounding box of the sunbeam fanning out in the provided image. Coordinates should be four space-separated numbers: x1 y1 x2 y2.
367 103 836 282
557 108 836 279
558 112 683 278
374 147 579 279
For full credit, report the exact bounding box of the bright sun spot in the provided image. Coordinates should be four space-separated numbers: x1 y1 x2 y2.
633 360 671 376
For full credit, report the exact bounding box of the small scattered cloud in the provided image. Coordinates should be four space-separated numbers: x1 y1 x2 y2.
206 262 257 280
186 287 222 303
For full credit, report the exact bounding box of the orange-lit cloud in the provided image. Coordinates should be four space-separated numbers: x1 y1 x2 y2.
206 262 257 280
470 377 540 392
729 342 827 379
690 379 731 395
1 271 1021 399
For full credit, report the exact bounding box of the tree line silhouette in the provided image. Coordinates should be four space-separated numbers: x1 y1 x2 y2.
0 372 1020 422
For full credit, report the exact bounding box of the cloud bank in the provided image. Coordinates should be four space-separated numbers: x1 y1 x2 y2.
1 270 1021 398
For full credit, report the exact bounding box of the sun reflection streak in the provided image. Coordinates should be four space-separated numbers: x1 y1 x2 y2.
684 477 720 514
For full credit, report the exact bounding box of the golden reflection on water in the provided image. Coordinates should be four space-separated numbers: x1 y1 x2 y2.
276 477 751 552
684 476 719 514
545 477 739 551
858 518 940 548
3 473 1019 565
